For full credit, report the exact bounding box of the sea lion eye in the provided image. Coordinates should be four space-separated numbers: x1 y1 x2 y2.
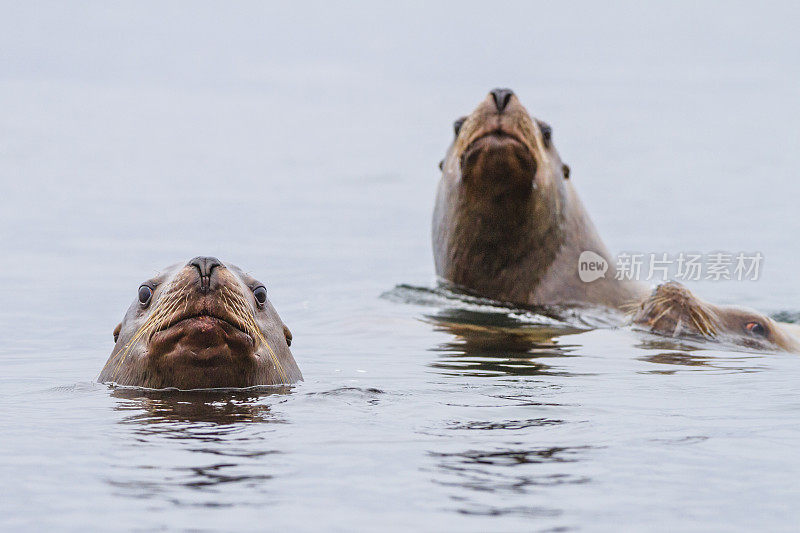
538 122 552 146
562 164 570 179
745 321 766 336
453 117 466 137
253 286 268 306
137 285 153 306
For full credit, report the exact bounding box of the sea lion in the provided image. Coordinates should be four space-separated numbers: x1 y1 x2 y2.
631 281 800 352
431 89 795 353
98 257 302 389
433 88 648 309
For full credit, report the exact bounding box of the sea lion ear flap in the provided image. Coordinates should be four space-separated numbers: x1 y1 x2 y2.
113 323 122 343
283 325 293 347
562 164 570 179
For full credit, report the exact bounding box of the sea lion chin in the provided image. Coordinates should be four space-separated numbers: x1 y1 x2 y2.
98 256 302 389
433 88 648 309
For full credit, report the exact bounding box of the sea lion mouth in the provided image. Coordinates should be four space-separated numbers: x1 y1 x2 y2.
463 129 528 155
146 308 258 367
155 313 256 347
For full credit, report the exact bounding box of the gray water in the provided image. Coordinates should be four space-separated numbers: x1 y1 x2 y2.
2 2 800 531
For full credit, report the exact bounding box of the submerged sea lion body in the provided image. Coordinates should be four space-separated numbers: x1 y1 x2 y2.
433 89 647 309
99 257 301 389
632 281 800 352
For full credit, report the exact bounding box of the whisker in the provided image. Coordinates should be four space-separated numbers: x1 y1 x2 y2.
106 283 187 380
649 304 674 327
221 286 289 384
692 308 716 337
689 312 708 337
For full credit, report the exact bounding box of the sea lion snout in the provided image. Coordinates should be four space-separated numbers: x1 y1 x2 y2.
454 89 539 188
632 282 719 339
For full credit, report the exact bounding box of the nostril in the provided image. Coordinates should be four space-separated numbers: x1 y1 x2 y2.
490 88 514 113
206 257 222 273
187 256 223 292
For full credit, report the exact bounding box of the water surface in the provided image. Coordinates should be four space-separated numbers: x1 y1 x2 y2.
2 2 800 531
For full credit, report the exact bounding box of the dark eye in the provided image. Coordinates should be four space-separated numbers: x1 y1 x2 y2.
745 321 766 336
453 117 466 136
538 121 552 146
138 285 153 306
253 286 267 306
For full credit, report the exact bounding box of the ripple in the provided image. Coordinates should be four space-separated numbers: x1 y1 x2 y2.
306 386 385 397
771 311 800 323
445 419 565 431
428 446 591 518
430 447 588 466
383 283 624 329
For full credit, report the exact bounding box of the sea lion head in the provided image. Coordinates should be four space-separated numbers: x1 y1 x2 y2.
441 87 569 200
632 281 800 352
99 257 302 389
433 89 571 303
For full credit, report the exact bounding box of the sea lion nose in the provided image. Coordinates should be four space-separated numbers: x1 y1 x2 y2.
188 256 222 277
188 256 223 291
490 88 514 113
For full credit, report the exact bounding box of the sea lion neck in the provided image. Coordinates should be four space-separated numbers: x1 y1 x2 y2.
436 174 566 303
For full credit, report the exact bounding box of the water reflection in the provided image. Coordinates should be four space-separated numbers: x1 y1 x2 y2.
111 386 292 426
105 462 276 506
632 339 763 374
427 309 584 377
